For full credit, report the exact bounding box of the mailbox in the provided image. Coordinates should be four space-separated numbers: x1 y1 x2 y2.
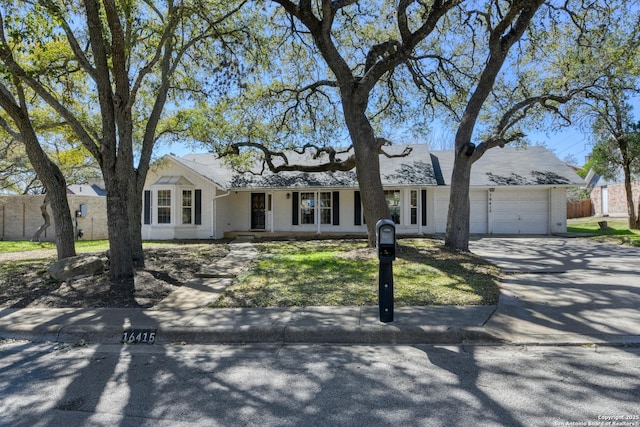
376 219 395 322
376 219 396 262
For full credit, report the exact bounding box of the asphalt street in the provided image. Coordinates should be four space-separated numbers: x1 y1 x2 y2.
1 236 640 426
1 342 639 427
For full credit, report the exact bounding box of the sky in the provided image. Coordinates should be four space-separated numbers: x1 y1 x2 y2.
156 94 640 168
529 127 593 165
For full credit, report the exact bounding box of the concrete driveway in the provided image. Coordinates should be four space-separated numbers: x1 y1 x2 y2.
469 237 640 344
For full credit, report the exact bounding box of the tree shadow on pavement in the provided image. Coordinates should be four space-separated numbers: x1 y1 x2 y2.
2 335 639 426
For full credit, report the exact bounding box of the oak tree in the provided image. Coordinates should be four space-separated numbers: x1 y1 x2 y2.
0 0 246 295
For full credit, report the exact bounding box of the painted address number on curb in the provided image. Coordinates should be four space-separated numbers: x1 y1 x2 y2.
122 329 157 344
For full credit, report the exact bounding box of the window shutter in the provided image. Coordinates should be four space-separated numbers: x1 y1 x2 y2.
332 191 340 225
195 189 202 225
292 192 299 225
354 191 361 226
421 189 427 226
143 190 151 224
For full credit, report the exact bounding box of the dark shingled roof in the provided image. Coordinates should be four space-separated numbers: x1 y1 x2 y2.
169 144 584 190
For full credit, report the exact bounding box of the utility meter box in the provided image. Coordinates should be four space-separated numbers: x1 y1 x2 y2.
376 219 396 262
76 204 88 218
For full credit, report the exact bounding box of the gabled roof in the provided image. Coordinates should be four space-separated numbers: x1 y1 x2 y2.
435 145 585 186
66 183 106 196
164 144 584 190
584 167 637 189
168 154 230 189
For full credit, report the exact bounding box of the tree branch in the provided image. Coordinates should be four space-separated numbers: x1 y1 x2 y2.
40 0 98 79
220 139 412 174
0 10 102 160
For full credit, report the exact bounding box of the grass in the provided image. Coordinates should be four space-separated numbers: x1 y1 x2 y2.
211 238 501 308
0 239 227 255
4 221 638 308
567 217 640 246
0 240 110 254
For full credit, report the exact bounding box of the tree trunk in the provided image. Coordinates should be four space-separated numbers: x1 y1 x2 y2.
31 195 51 242
128 172 145 268
623 163 639 230
103 173 135 296
25 153 76 260
633 204 640 230
0 91 76 259
342 100 390 246
49 175 77 259
445 149 474 251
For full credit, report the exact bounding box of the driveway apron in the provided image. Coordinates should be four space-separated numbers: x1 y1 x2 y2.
470 237 640 344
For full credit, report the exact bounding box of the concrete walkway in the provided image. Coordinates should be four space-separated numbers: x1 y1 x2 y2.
151 237 258 310
1 236 639 346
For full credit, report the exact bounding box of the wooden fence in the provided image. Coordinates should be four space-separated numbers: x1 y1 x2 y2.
567 200 592 219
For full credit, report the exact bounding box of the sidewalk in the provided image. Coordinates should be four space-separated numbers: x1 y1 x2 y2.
1 237 639 346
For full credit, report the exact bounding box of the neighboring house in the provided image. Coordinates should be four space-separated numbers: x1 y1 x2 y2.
141 144 584 240
67 178 107 197
1 178 108 241
586 169 640 217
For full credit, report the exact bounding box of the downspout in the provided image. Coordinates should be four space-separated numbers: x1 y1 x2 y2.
548 188 553 235
211 190 231 239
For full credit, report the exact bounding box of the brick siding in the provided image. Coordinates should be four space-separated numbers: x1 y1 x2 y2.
0 195 108 241
591 182 640 216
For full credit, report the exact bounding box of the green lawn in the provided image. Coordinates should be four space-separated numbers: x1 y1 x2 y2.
0 240 110 254
211 238 501 308
0 238 502 308
567 217 640 246
0 239 223 254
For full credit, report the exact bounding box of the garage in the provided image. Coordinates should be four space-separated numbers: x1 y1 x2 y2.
489 189 549 234
434 190 488 234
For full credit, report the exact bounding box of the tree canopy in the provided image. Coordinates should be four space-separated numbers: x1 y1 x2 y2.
3 0 640 260
196 0 635 248
0 0 248 290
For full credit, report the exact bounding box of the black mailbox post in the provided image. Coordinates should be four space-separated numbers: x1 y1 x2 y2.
376 219 396 322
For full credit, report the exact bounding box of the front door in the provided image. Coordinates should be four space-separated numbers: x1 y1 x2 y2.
251 193 266 230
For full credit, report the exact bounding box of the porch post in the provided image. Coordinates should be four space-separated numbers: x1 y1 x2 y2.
270 191 274 233
418 188 423 235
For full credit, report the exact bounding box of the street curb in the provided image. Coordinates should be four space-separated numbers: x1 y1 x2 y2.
281 325 503 345
488 333 640 347
4 325 639 346
0 324 62 343
1 324 504 346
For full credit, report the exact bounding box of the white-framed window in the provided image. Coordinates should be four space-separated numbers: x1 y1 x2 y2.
298 192 333 225
320 192 332 225
182 189 193 224
157 189 172 224
300 192 315 224
385 190 401 224
410 190 418 225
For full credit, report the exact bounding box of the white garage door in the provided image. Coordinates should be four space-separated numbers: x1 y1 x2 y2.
434 192 448 233
434 190 488 233
490 189 549 234
470 190 488 233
